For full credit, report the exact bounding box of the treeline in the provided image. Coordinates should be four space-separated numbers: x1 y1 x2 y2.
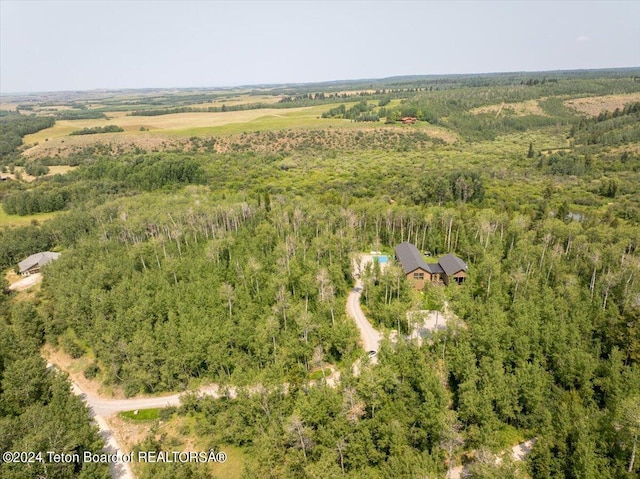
0 113 55 158
1 154 206 216
69 125 124 135
129 104 269 116
15 106 106 120
2 187 70 215
129 99 360 116
74 154 205 190
411 171 486 205
521 77 559 86
130 93 397 117
279 88 423 103
54 110 107 120
321 100 380 122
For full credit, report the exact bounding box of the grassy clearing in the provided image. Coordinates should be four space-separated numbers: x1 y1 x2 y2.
206 445 246 479
118 411 249 479
309 368 332 380
120 408 160 421
166 104 353 136
0 208 58 227
46 165 77 175
10 165 77 183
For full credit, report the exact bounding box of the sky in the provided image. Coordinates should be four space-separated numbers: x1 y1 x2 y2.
1 0 639 93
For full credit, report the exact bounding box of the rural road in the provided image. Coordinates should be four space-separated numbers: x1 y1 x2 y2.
346 254 384 354
55 367 230 479
346 279 382 353
70 380 189 417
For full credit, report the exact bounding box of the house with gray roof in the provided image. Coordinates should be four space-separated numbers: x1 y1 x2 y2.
395 242 467 289
18 252 60 276
438 253 468 285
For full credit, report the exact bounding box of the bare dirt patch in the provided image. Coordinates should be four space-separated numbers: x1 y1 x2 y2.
564 92 640 116
42 344 128 399
106 415 151 452
7 272 42 291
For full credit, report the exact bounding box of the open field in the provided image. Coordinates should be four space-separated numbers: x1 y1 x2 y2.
564 92 640 115
0 102 21 111
20 100 457 159
189 93 282 107
470 99 548 116
22 103 348 145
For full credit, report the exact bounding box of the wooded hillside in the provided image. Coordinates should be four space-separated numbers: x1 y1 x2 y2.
1 70 639 478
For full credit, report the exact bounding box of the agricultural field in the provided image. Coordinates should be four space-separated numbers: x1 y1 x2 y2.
21 104 346 141
2 69 640 478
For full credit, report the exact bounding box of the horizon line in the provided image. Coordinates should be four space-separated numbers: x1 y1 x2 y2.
2 66 640 97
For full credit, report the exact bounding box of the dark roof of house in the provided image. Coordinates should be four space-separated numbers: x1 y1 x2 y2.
425 263 444 274
18 251 60 274
439 253 468 276
395 241 428 274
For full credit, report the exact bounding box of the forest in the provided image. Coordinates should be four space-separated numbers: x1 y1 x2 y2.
1 69 640 478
